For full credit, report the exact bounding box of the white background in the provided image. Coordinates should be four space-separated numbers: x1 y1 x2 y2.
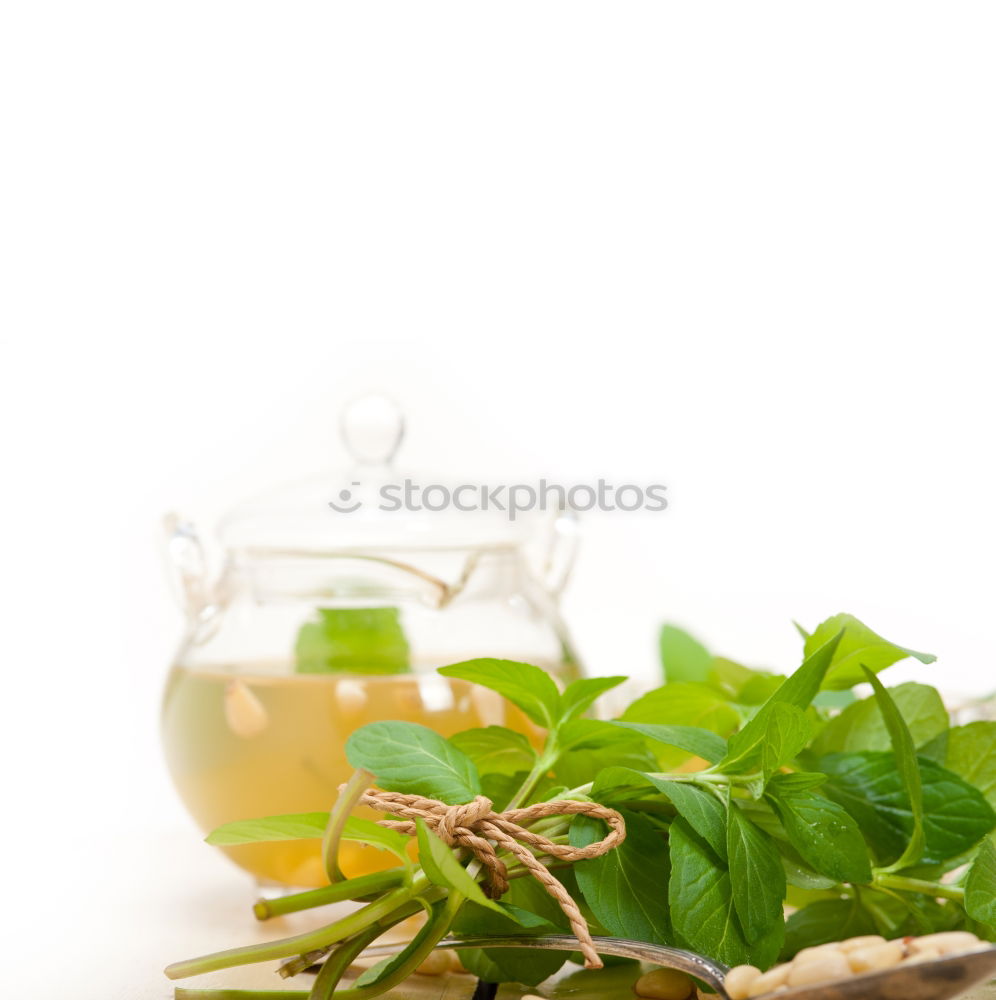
2 4 995 996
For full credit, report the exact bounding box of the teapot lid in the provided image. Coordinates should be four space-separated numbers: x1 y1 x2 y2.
217 394 565 557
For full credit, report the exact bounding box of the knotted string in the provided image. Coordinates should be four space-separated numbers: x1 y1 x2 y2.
355 787 626 969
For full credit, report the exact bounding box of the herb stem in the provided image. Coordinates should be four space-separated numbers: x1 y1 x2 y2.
874 873 966 902
254 870 407 920
505 744 558 810
164 886 413 979
333 892 466 1000
323 769 375 883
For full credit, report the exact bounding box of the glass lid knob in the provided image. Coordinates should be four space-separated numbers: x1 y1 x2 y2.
339 393 405 468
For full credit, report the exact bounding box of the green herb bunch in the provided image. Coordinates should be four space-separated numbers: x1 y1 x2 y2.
167 614 996 998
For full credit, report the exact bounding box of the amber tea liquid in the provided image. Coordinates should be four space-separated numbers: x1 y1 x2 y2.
161 663 529 886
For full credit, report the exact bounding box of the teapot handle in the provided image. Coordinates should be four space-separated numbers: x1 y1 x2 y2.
162 513 217 626
538 509 580 599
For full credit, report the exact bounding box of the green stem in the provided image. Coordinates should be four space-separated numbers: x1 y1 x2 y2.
323 769 375 883
874 872 965 902
254 870 407 920
164 886 412 979
333 893 466 1000
505 744 558 810
307 922 386 1000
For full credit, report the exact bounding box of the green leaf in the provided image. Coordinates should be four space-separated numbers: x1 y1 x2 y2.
554 733 658 791
414 818 506 915
660 624 712 683
610 722 728 764
965 837 996 929
205 812 411 862
921 722 996 810
668 818 782 968
717 702 812 779
559 675 627 721
765 778 872 884
766 628 846 711
557 718 641 753
621 683 741 737
438 659 561 729
353 900 438 987
295 607 410 675
820 752 996 865
205 812 329 845
346 721 481 804
862 667 924 870
811 682 949 757
456 946 566 987
570 808 672 944
449 727 537 776
803 613 935 690
726 806 786 945
650 779 728 861
782 899 877 959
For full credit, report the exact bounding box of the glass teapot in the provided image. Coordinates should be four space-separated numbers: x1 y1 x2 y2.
160 396 583 887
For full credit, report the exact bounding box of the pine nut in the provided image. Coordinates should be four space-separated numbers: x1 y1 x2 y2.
847 940 904 973
786 952 851 987
414 950 453 976
793 942 843 964
724 965 762 1000
911 931 981 955
633 968 695 999
747 965 789 997
839 935 886 953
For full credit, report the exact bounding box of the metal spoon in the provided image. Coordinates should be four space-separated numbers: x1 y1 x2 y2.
362 934 996 1000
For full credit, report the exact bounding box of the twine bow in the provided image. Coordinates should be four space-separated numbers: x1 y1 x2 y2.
358 788 626 969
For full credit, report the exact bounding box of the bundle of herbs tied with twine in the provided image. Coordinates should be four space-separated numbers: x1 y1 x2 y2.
166 614 996 998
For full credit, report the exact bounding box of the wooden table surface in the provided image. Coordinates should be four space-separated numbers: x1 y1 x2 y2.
15 825 994 1000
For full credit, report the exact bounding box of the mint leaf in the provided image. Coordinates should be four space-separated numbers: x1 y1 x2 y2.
353 900 438 987
718 702 812 780
456 946 566 987
803 613 935 690
415 818 505 914
811 682 948 757
346 721 481 803
554 735 657 790
205 812 410 862
610 721 728 764
726 806 786 945
438 659 561 729
782 899 877 959
766 779 872 884
449 727 536 777
205 812 328 845
650 779 728 860
295 607 410 675
766 628 846 710
862 667 925 870
559 675 627 721
669 818 781 968
920 721 996 809
621 682 741 737
660 624 712 683
820 752 996 865
571 808 671 944
965 837 996 929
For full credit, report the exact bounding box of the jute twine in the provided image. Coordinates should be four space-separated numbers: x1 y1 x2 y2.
357 788 626 969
